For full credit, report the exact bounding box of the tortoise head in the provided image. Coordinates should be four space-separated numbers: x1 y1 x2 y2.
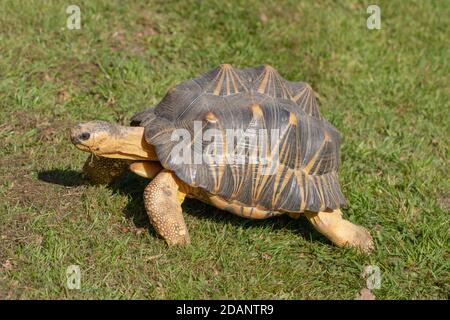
70 120 158 160
70 121 121 156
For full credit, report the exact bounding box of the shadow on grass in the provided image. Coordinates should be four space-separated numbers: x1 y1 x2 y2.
38 169 86 187
38 169 327 245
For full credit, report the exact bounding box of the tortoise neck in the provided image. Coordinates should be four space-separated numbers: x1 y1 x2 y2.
103 126 158 161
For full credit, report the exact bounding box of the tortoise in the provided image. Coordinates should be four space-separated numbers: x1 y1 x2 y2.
70 64 374 251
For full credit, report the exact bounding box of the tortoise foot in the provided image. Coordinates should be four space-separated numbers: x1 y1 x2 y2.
305 209 375 253
339 222 374 253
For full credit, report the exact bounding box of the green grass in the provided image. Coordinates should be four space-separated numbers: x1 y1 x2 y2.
0 0 448 299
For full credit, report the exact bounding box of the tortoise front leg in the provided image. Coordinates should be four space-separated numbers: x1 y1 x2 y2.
143 170 190 246
82 154 129 185
304 209 374 252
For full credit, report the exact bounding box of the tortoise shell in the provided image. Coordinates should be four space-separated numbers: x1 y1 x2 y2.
131 64 347 213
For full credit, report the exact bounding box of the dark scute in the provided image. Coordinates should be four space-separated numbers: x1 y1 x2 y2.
130 108 154 126
154 88 201 121
287 81 322 119
277 172 301 211
233 172 255 205
217 166 235 198
305 177 321 212
240 65 267 82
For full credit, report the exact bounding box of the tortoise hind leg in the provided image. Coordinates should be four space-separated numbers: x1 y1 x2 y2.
82 154 129 185
143 170 190 246
304 209 374 252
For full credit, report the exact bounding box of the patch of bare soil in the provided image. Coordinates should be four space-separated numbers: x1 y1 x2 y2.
1 111 83 212
34 58 101 95
110 28 158 56
0 211 43 254
1 110 73 144
110 11 159 56
4 170 84 213
1 110 36 132
439 196 450 211
355 288 376 300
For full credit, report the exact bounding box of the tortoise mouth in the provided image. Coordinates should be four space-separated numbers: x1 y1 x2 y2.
70 125 97 152
72 141 93 152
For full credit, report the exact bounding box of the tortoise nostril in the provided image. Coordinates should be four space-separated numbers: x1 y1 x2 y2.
79 132 90 141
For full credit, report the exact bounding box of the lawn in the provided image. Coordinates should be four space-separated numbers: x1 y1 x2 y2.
0 0 448 299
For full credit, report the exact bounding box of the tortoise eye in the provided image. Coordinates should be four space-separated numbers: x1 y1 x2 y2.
79 132 90 141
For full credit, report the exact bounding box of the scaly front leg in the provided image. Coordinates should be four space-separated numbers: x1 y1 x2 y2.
143 170 190 246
